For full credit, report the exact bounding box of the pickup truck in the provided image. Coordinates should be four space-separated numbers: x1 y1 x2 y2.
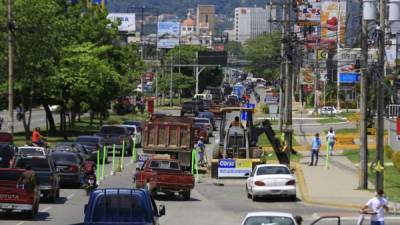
0 168 40 218
134 159 195 200
95 125 132 156
13 155 60 202
82 188 165 225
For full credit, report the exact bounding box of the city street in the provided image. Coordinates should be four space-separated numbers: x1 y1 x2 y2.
0 109 60 133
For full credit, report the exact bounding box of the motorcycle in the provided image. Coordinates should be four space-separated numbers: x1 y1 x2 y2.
85 174 97 196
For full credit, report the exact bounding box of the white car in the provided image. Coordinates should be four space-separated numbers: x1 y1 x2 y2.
319 106 338 115
18 146 47 156
194 117 213 137
241 212 299 225
49 105 60 112
245 164 296 201
118 125 142 147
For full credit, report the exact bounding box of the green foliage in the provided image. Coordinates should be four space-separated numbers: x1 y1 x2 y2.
243 32 281 80
393 151 400 171
262 104 269 114
225 41 244 58
385 146 394 161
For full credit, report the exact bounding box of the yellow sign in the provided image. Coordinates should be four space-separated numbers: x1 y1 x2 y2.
235 159 252 169
318 50 328 60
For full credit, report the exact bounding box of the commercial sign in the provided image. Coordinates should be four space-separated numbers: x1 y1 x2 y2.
297 0 321 25
157 22 180 49
300 66 314 85
107 13 136 32
136 153 153 168
321 1 347 45
339 73 360 84
218 159 252 178
337 48 378 74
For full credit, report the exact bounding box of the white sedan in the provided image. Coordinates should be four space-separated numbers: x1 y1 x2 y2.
245 164 296 201
241 212 299 225
319 106 338 115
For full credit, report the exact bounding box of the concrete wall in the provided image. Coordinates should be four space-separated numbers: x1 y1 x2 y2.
388 118 400 151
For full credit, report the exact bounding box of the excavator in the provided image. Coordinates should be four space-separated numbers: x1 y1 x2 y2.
210 107 290 178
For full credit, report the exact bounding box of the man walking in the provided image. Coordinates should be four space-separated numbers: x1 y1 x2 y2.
360 190 389 225
326 127 336 156
309 133 321 166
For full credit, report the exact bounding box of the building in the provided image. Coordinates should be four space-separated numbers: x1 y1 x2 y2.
234 7 269 44
181 10 200 45
196 5 215 48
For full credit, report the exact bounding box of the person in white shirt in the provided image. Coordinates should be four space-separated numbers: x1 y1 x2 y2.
326 127 336 156
360 190 389 225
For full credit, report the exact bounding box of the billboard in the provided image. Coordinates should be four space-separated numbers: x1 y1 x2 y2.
217 159 252 178
337 48 378 74
297 0 321 25
339 73 360 84
300 66 315 85
321 1 346 45
157 22 180 49
107 13 136 32
197 51 228 66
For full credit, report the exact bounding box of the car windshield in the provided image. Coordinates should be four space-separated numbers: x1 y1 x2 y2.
19 148 44 156
244 216 295 225
257 166 290 175
101 126 126 135
92 194 150 222
52 154 79 164
15 158 50 171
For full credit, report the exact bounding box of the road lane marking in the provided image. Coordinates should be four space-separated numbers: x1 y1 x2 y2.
16 222 24 225
40 206 52 212
66 192 76 200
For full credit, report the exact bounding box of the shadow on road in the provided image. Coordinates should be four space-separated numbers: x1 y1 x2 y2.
154 193 201 202
253 196 299 203
0 211 50 221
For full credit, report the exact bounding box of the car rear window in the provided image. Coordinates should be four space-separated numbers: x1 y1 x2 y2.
256 166 290 175
149 160 180 170
244 216 295 225
18 148 44 156
100 126 126 135
76 137 99 144
92 194 150 222
15 158 50 171
0 171 23 181
52 154 79 164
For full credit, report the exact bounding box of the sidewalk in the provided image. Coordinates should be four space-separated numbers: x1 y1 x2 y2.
297 153 400 212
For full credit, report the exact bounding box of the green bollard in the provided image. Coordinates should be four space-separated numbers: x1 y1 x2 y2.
96 149 100 181
112 144 116 173
121 141 125 170
191 149 195 174
101 146 106 180
131 137 136 161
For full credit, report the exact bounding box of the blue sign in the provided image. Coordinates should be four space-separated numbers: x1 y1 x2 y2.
241 103 255 121
218 159 235 168
339 73 360 84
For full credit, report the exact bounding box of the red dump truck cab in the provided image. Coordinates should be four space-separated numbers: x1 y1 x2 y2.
0 168 40 218
135 159 195 200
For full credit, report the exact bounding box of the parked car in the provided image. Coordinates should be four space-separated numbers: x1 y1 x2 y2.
134 159 195 200
118 125 142 147
75 136 107 163
0 143 17 168
12 155 60 202
50 151 84 187
194 117 213 137
52 142 91 161
83 188 165 224
193 93 212 101
198 111 216 131
245 164 296 201
180 101 204 116
95 126 132 156
319 106 338 115
18 146 47 157
0 168 40 218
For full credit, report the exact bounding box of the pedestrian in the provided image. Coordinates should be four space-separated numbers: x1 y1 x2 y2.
309 133 321 166
359 190 389 225
326 127 336 156
197 136 205 166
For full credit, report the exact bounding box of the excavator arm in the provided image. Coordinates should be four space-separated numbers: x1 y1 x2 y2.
249 120 290 165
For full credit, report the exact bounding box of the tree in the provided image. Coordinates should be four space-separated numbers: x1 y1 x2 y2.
225 41 244 59
243 32 281 80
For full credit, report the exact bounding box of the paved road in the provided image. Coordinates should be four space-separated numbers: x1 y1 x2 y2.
0 109 60 133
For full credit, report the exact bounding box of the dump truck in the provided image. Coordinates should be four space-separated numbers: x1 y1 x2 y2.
142 116 195 170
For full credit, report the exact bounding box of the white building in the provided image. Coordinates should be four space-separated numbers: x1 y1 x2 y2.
234 7 268 44
181 11 200 45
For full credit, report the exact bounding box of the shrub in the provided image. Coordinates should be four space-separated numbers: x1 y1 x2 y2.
393 151 400 171
385 146 394 160
262 104 269 114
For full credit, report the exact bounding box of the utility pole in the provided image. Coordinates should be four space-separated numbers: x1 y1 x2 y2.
376 0 386 191
169 62 173 107
284 0 293 164
359 8 369 189
278 4 286 133
7 0 14 135
314 39 319 114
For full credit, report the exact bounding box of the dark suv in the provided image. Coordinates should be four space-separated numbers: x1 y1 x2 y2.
180 101 204 116
0 143 17 168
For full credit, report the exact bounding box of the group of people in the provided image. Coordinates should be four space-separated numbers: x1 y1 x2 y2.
309 127 336 166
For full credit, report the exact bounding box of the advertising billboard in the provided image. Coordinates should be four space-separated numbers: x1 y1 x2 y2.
297 0 321 26
321 1 346 45
339 73 360 84
217 159 252 178
300 66 315 85
107 13 136 32
157 22 180 49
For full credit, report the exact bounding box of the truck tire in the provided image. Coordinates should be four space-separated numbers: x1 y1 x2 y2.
182 190 191 201
56 188 60 198
180 112 184 116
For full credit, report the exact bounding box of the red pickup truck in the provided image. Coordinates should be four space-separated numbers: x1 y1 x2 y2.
0 168 40 218
134 159 195 200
